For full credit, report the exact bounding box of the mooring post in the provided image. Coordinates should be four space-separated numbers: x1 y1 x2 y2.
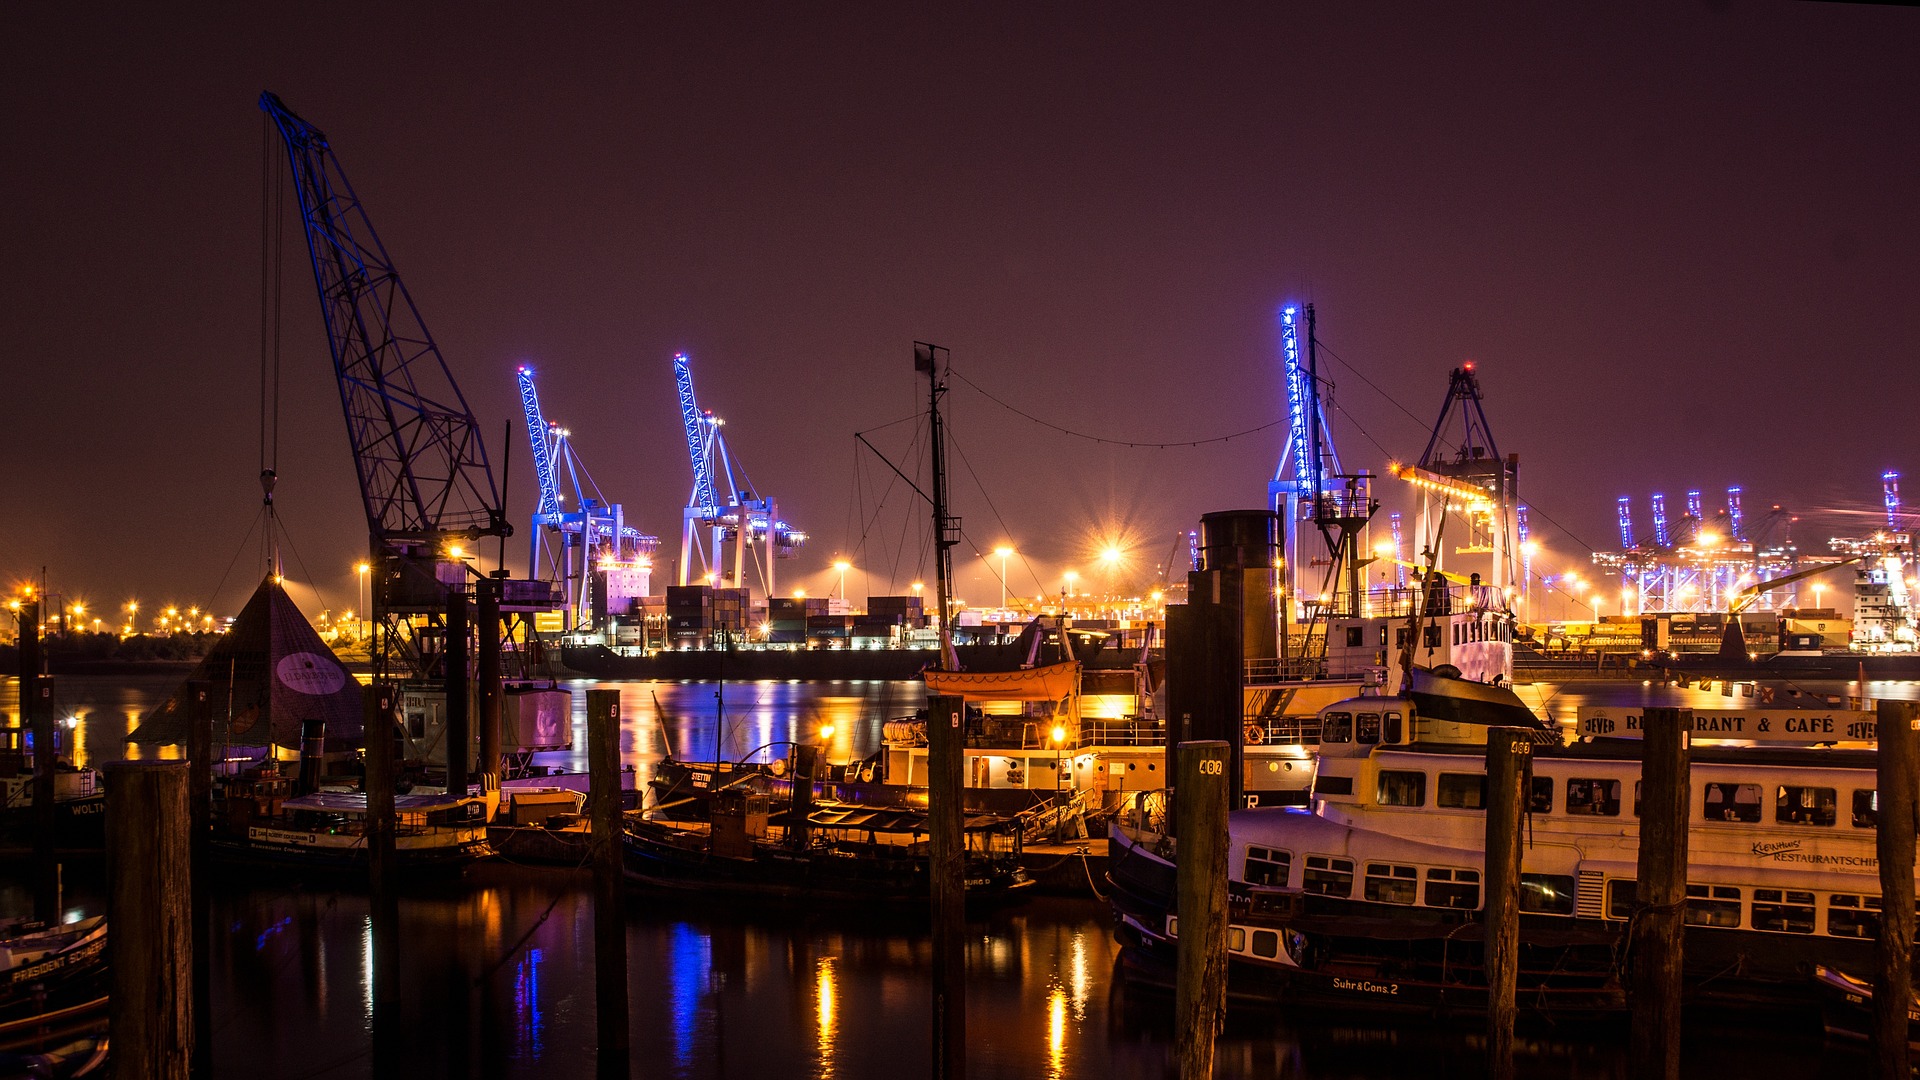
107 760 192 1080
363 684 401 1071
444 587 470 798
1875 698 1918 1079
19 597 58 924
185 680 213 1080
928 693 966 1080
476 576 502 795
1483 728 1531 1080
1175 739 1230 1080
587 687 630 1078
1630 706 1690 1080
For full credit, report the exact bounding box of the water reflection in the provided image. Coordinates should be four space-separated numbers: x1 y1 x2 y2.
815 956 838 1079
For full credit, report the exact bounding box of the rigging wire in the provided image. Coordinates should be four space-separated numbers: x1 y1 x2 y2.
948 367 1284 448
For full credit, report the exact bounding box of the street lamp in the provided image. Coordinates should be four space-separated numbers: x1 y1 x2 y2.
993 546 1013 610
355 562 371 642
833 559 851 601
1063 570 1079 600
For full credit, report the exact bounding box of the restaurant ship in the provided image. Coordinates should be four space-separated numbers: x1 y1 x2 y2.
1108 680 1910 1019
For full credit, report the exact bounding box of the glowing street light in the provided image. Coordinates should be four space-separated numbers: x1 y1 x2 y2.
832 559 851 601
1063 570 1079 600
993 546 1014 609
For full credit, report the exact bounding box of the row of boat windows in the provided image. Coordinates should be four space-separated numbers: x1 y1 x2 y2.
1338 621 1512 649
1605 882 1914 939
1245 847 1509 913
1244 845 1908 938
1321 712 1405 745
1369 770 1882 828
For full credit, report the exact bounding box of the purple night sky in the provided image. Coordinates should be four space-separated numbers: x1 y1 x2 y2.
5 4 1917 621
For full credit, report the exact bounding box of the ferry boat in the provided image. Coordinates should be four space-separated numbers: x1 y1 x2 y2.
1108 677 1913 1020
1241 573 1522 806
0 762 106 847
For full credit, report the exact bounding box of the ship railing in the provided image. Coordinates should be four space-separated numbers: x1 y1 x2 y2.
1244 655 1387 684
1244 715 1323 747
1076 717 1166 748
1308 584 1515 621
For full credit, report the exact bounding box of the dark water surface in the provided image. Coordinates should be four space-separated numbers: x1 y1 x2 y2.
6 673 1912 1077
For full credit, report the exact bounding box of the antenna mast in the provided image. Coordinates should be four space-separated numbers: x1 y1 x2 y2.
916 343 959 661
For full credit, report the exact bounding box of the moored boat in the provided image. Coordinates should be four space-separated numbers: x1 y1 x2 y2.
1109 672 1912 1022
210 788 493 873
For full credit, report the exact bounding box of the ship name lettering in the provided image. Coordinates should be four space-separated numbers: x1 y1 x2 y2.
1332 977 1399 996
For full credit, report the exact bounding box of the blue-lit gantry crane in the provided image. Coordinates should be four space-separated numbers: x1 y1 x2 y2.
673 353 806 598
518 366 659 633
1266 304 1376 648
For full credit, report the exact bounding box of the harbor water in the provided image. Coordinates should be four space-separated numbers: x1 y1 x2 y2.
6 674 1918 1077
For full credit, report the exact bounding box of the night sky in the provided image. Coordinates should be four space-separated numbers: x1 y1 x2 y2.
6 3 1917 623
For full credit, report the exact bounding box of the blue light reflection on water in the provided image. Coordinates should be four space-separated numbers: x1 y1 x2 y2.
514 946 544 1059
668 921 712 1074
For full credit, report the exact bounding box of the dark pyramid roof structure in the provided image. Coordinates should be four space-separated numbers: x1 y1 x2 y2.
127 576 364 749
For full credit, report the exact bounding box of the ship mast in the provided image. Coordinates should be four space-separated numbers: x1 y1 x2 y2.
917 343 960 666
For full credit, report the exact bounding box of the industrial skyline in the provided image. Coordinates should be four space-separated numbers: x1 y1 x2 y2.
5 4 1916 619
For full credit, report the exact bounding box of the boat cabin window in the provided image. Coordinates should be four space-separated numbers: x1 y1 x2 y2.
1377 770 1426 808
1828 894 1880 939
1322 713 1352 744
1851 789 1878 829
1363 863 1418 905
1244 845 1290 887
1437 773 1486 810
1355 713 1381 745
1383 712 1403 744
1226 927 1246 952
1703 782 1762 823
1527 777 1554 813
1683 884 1742 928
1520 873 1575 915
1752 888 1816 934
1303 855 1354 898
1776 785 1838 827
1425 867 1480 910
1424 625 1441 649
1606 879 1636 920
1346 626 1364 647
1250 929 1280 959
1565 778 1622 817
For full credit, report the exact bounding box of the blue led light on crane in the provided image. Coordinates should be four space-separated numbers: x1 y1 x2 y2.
1616 496 1634 549
1279 305 1310 499
1651 493 1670 548
518 366 563 522
1885 471 1902 531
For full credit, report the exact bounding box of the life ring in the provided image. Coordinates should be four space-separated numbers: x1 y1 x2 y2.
1243 722 1265 745
769 758 788 778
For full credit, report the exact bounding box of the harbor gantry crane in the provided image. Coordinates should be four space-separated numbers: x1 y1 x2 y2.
263 92 560 795
1387 361 1517 590
672 352 807 598
518 365 659 632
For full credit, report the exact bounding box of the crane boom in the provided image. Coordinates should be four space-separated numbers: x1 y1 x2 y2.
261 92 504 544
517 366 562 521
675 353 719 520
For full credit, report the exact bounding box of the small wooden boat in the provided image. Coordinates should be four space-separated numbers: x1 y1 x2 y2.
211 789 493 873
623 787 1032 906
1810 964 1920 1048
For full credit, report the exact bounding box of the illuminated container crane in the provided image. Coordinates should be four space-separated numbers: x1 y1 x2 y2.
1616 497 1634 549
673 353 807 599
1886 471 1903 531
1727 486 1744 541
518 366 659 630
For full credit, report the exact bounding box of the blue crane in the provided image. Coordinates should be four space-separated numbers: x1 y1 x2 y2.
1267 304 1368 617
673 353 806 597
517 366 659 631
1617 497 1635 549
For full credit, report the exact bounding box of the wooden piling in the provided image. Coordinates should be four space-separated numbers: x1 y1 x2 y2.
1483 728 1532 1080
444 588 470 798
587 688 630 1078
928 693 965 1080
185 680 213 1080
20 598 58 924
1874 698 1918 1079
363 684 401 1070
1630 706 1690 1080
790 744 819 848
1175 740 1230 1080
476 576 502 792
106 760 191 1080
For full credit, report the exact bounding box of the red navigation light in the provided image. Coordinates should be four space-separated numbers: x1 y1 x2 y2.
1464 360 1476 371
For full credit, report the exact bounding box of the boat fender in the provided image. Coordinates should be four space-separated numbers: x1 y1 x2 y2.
769 758 788 778
1243 722 1264 745
859 766 874 783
